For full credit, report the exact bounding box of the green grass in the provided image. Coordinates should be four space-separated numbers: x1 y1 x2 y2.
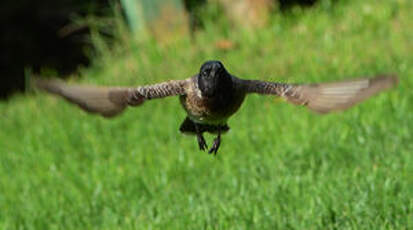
1 0 413 229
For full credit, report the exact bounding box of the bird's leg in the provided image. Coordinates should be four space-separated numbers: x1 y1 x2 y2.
195 124 207 151
209 128 221 155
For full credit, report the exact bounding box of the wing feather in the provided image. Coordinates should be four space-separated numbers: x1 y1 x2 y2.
245 75 398 113
34 78 188 117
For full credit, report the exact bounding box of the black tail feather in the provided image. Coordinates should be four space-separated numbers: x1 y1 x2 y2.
179 117 229 134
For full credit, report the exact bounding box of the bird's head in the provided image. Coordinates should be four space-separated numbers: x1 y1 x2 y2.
197 60 230 97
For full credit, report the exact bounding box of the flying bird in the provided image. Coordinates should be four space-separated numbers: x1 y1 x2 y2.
35 60 398 154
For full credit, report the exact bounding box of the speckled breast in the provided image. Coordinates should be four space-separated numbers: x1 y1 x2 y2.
179 87 246 125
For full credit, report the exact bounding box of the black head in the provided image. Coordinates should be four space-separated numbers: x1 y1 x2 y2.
197 60 230 97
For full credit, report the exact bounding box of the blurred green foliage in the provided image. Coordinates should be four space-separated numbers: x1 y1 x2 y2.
1 0 412 229
120 0 186 35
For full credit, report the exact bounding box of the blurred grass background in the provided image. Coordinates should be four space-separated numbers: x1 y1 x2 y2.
1 0 412 229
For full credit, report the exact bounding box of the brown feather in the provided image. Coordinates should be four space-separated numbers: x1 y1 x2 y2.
284 75 398 113
34 78 189 118
243 74 398 113
34 79 134 117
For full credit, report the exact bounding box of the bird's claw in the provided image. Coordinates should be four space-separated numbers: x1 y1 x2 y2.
208 136 221 155
197 135 208 151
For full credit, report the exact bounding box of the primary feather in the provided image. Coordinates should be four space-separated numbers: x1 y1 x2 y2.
34 79 136 117
283 75 398 113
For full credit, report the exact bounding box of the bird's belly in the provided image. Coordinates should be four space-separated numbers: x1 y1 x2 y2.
179 93 245 125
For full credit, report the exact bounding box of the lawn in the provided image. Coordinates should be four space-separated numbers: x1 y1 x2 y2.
0 0 412 229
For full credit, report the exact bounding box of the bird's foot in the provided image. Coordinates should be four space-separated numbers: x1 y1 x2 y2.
208 135 221 155
197 134 208 151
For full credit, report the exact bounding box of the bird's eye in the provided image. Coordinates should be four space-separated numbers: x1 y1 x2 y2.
202 70 208 76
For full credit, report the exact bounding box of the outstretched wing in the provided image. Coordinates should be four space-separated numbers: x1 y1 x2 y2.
244 74 398 113
34 78 189 117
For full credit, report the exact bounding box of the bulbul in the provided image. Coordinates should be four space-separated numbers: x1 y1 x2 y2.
35 60 398 154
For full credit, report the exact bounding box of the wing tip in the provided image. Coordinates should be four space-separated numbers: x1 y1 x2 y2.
372 74 399 88
33 78 64 95
33 78 128 118
306 73 399 114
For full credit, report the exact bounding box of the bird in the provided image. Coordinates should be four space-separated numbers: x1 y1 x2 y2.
34 60 398 154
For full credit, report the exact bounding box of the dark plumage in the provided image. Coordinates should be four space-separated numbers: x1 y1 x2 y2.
35 60 399 154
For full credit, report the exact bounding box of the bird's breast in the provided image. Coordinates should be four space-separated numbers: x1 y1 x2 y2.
179 87 245 125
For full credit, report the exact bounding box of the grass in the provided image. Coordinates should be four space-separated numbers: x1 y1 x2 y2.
1 0 412 229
